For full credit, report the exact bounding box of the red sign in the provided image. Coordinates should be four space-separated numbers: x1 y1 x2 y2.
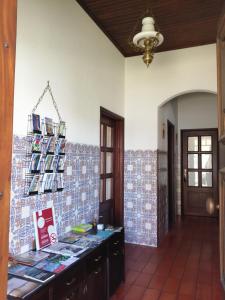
33 207 58 250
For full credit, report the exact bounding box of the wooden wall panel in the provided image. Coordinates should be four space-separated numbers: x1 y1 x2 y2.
0 0 17 298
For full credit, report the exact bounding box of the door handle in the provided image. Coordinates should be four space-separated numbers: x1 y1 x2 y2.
206 198 219 215
183 169 187 182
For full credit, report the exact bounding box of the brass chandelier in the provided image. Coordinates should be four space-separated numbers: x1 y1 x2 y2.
130 12 163 67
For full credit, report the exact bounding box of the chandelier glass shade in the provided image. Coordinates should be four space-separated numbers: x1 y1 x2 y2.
132 16 163 67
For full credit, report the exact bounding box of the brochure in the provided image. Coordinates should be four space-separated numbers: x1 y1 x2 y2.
57 155 65 172
59 233 81 244
72 224 92 234
42 173 55 192
57 173 64 190
29 175 41 194
45 117 54 136
35 253 78 273
32 114 41 133
45 154 54 171
56 138 65 155
7 276 40 299
33 207 58 250
31 134 42 153
29 153 41 173
46 136 56 154
8 264 55 283
58 121 66 137
42 242 87 257
13 251 50 267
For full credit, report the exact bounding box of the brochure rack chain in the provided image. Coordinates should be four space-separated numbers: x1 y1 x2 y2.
24 81 66 196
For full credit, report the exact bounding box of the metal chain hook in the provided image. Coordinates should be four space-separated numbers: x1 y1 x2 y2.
31 81 62 122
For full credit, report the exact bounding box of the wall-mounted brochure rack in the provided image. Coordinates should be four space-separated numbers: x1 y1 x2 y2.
24 82 66 196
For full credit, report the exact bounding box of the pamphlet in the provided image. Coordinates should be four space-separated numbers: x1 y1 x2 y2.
8 264 55 283
7 276 40 299
35 253 78 273
42 242 87 257
13 251 50 267
31 134 42 153
33 207 58 250
45 117 54 136
32 114 41 133
58 121 66 137
59 233 81 244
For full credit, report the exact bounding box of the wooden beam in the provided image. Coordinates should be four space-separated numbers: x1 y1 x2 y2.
0 0 17 298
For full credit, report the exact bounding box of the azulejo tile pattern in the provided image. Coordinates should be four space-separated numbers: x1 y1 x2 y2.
10 135 100 255
124 150 158 247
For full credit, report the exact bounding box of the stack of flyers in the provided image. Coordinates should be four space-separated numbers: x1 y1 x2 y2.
57 173 64 190
74 237 98 249
42 242 88 257
34 253 78 273
57 155 65 172
45 117 54 136
31 134 42 153
13 251 50 267
58 121 66 137
29 175 42 194
7 276 40 298
45 154 54 171
32 114 41 133
46 136 56 154
8 263 55 283
56 138 65 155
29 154 41 173
42 173 55 192
59 233 81 244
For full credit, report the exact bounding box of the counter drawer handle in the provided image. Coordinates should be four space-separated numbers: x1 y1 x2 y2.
113 241 120 245
94 255 102 262
113 251 119 256
94 267 102 275
66 277 77 286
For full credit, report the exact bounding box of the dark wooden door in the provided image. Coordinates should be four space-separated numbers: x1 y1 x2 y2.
99 108 124 227
100 114 115 225
182 129 218 217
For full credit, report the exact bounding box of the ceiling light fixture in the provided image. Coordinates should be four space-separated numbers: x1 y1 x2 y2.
131 12 163 68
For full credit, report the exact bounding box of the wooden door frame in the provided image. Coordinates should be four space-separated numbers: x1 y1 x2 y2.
181 128 218 217
0 0 17 298
167 120 176 227
100 107 124 227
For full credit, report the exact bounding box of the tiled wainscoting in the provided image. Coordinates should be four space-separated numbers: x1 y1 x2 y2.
10 135 100 255
124 150 158 247
124 150 170 247
10 135 169 254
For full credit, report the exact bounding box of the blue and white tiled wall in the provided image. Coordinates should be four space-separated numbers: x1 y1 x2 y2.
10 135 100 255
124 150 158 247
10 136 168 254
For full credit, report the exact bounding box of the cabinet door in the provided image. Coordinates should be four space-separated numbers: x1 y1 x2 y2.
30 286 53 300
108 233 125 296
54 263 83 300
86 266 107 300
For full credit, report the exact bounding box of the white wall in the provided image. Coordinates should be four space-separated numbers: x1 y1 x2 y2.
125 44 217 150
14 0 125 145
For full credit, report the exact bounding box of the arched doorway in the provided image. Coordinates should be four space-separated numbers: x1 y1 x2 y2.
157 90 218 242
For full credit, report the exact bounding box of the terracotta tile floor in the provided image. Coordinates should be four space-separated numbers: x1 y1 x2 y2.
111 217 225 300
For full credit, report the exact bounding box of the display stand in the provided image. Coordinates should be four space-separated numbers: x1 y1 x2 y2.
24 82 66 196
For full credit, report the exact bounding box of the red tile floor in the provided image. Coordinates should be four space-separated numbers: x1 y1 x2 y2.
111 217 225 300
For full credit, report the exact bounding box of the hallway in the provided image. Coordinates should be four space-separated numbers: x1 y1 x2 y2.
112 217 224 300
